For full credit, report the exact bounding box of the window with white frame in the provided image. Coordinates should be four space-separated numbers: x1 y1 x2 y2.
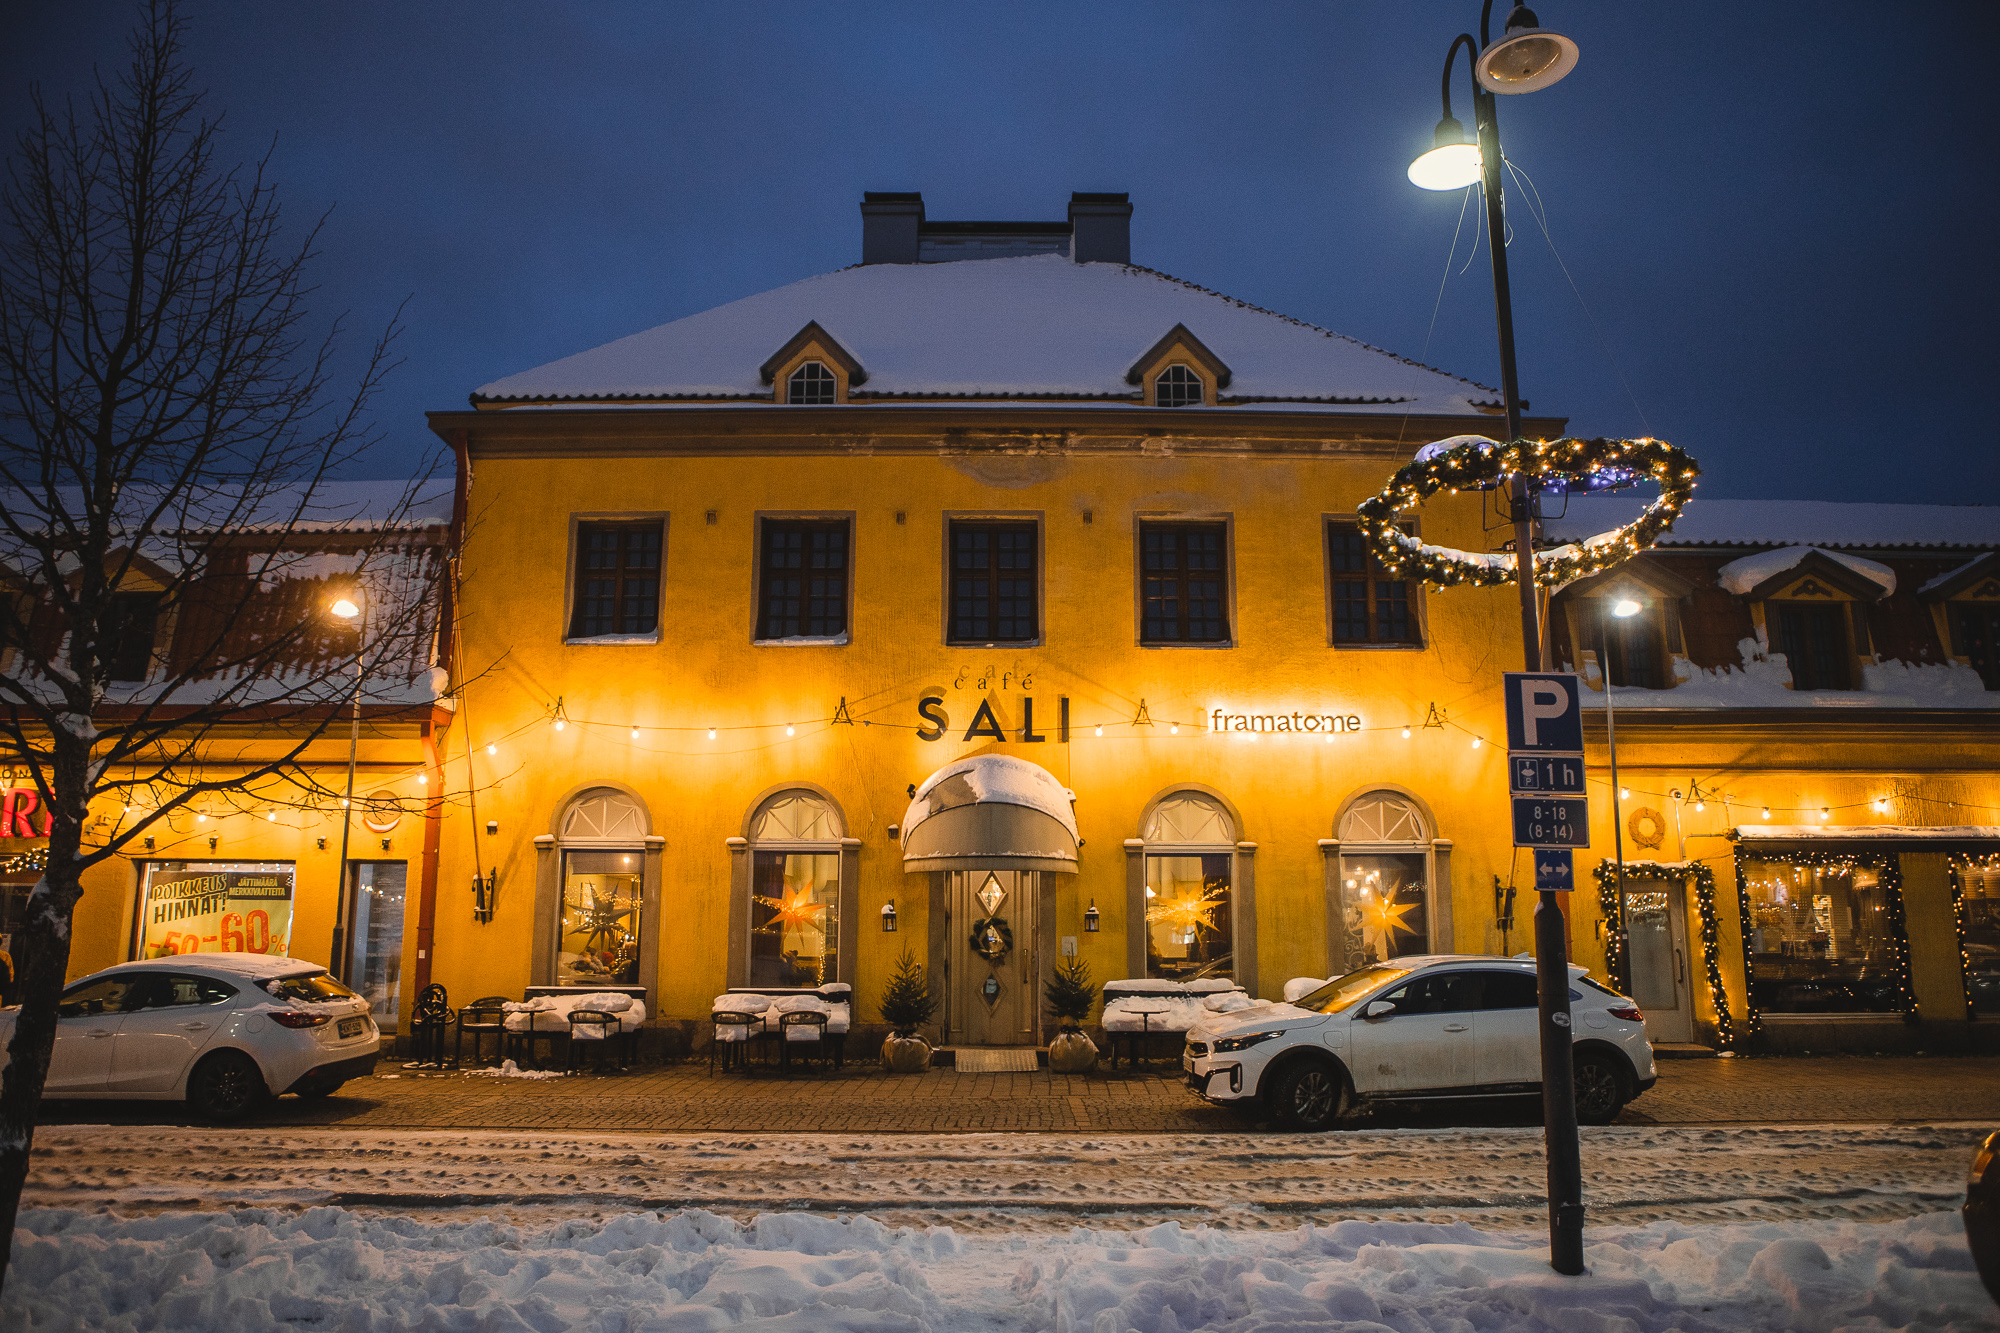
748 790 843 987
1337 791 1432 970
1141 791 1235 981
786 361 837 405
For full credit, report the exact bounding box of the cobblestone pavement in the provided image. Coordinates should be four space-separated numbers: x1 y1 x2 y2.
32 1052 2000 1134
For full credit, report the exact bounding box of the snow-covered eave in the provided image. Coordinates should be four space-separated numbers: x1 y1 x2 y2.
1732 824 2000 845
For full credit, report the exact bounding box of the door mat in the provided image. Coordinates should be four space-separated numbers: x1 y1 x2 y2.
953 1048 1040 1073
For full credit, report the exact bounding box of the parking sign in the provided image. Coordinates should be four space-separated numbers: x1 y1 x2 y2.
1503 672 1584 753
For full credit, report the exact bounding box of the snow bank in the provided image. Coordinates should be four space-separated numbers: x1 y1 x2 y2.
9 1206 1990 1332
1716 545 1896 596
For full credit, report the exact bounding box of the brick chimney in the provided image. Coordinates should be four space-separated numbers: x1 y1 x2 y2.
1067 193 1132 264
860 192 925 265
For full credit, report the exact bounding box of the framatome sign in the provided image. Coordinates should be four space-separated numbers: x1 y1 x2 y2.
1208 707 1363 735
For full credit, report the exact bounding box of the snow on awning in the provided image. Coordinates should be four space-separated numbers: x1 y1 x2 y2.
1731 825 2000 851
901 754 1078 874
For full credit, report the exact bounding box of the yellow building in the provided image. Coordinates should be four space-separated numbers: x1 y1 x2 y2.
28 192 2000 1059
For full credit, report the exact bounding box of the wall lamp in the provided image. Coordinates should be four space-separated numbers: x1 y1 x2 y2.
1083 899 1101 933
881 901 898 932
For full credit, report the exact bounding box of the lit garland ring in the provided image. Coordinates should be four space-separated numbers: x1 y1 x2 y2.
1356 436 1699 587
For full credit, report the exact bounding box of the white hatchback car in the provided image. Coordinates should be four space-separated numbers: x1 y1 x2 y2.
1183 955 1657 1130
0 954 380 1121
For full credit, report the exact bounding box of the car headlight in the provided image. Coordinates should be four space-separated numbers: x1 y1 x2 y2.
1212 1029 1287 1053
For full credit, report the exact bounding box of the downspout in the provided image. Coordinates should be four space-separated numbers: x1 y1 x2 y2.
414 430 473 993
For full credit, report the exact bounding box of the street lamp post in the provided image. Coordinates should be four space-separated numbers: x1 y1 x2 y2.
1603 597 1642 969
1408 1 1587 1276
329 595 363 982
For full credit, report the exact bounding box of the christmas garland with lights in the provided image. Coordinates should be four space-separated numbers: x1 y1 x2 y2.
1592 859 1736 1050
1356 436 1698 587
1948 855 1996 1022
1732 847 1915 1040
0 847 47 877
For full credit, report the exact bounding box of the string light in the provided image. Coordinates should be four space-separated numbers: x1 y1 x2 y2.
1169 724 1178 735
486 743 497 756
1761 807 1771 820
630 726 640 740
786 725 795 737
707 728 717 740
195 813 208 824
1094 725 1104 737
1470 736 1481 749
1401 726 1412 739
1873 798 1889 814
1819 808 1831 820
1619 787 1630 800
553 717 565 732
416 773 427 787
265 811 277 822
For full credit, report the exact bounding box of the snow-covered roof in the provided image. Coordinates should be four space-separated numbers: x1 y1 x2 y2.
902 754 1078 840
1716 547 1896 596
1735 826 2000 842
1544 498 2000 550
474 255 1500 414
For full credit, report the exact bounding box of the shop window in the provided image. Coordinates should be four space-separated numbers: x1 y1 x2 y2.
103 591 161 681
1336 791 1432 971
757 519 850 642
747 790 843 987
1327 524 1419 647
1950 603 2000 690
1770 602 1853 691
1139 523 1229 645
1142 791 1235 981
569 520 663 640
344 862 406 1034
786 361 837 405
1960 859 2000 1014
1742 856 1909 1014
948 521 1037 644
558 851 642 986
132 861 296 960
1153 364 1205 407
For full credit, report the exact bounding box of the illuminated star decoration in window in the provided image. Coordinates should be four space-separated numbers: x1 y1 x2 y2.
1145 885 1227 939
1360 894 1421 957
754 885 828 939
573 888 636 955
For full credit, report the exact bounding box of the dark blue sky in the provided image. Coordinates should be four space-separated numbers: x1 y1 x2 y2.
8 2 1995 502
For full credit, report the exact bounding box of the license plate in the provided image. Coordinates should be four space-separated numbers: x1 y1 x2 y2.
338 1016 367 1039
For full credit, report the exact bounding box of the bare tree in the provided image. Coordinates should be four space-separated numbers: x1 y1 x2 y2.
0 1 441 1288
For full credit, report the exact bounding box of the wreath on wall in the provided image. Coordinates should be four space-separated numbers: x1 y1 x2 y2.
1627 807 1666 850
970 916 1014 963
1355 436 1699 587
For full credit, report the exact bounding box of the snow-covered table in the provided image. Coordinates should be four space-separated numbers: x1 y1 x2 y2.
714 985 853 1071
1100 979 1257 1068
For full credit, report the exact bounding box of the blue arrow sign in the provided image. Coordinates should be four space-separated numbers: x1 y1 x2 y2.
1533 848 1576 892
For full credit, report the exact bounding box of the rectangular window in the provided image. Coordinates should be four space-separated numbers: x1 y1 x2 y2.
132 861 295 960
1951 602 2000 690
1599 610 1667 688
344 862 406 1034
1338 853 1430 971
569 520 662 639
1327 524 1418 646
557 850 643 987
1140 522 1228 644
1742 856 1909 1014
948 521 1038 644
104 592 162 681
1771 602 1852 690
758 520 850 641
1144 853 1233 980
1961 858 2000 1014
750 851 840 986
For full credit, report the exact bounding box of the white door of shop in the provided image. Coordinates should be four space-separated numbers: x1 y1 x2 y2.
946 870 1039 1047
1623 879 1694 1044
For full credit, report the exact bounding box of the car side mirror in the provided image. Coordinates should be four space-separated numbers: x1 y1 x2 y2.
1364 1000 1396 1019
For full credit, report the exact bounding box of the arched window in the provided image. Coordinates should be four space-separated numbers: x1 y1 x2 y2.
748 789 843 986
1153 364 1205 408
1141 791 1236 981
1336 791 1432 970
786 361 837 405
556 788 646 987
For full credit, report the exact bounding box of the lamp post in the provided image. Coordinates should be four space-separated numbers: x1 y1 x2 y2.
329 594 363 981
1409 0 1586 1276
1603 597 1642 965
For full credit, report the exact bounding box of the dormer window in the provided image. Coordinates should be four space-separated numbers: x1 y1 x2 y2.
1154 365 1205 408
787 361 837 405
1555 557 1694 692
1718 546 1892 694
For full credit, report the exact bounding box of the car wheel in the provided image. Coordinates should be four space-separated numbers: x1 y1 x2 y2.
1272 1060 1349 1132
1573 1050 1627 1125
188 1050 268 1122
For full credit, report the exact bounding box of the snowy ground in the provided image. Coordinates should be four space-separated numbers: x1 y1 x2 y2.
8 1123 1995 1330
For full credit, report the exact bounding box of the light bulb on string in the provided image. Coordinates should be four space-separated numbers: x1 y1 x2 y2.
786 725 795 737
265 810 277 822
1470 736 1481 749
707 728 717 740
1873 798 1888 814
1619 787 1630 800
486 743 496 756
1169 724 1178 735
1094 725 1103 737
630 726 640 740
1401 726 1412 739
416 773 428 787
1820 808 1831 820
553 717 565 732
1761 807 1771 820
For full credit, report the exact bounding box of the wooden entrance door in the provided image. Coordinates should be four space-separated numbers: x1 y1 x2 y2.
946 870 1040 1047
1622 879 1694 1044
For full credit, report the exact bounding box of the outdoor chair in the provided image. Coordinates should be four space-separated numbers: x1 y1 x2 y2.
455 995 511 1067
566 1008 624 1074
710 1010 763 1075
405 984 454 1069
778 1009 830 1074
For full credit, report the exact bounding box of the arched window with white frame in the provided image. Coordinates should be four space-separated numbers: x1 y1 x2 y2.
555 787 647 987
1334 790 1434 971
747 789 844 986
1140 791 1236 981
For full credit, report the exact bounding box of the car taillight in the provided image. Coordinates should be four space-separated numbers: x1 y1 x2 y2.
1606 1006 1644 1023
269 1010 331 1029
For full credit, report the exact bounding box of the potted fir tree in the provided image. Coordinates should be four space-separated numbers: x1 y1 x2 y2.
1044 955 1100 1073
877 948 940 1072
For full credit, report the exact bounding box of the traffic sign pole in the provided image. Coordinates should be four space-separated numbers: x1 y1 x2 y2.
1503 672 1587 1276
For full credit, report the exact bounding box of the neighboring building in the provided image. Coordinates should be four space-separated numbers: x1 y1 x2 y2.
23 192 2000 1057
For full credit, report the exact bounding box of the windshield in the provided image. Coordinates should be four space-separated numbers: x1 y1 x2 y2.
262 973 355 1004
1291 965 1413 1015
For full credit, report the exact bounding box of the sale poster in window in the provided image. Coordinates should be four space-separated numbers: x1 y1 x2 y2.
136 862 294 959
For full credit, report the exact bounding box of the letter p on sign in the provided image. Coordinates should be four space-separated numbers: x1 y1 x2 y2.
1502 673 1584 753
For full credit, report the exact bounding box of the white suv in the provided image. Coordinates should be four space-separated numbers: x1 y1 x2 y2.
1182 955 1657 1130
0 954 381 1121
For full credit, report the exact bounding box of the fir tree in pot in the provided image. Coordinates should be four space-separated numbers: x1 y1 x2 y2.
877 949 939 1072
1044 955 1100 1073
